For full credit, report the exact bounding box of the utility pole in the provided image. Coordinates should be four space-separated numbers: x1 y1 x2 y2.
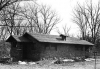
93 51 97 69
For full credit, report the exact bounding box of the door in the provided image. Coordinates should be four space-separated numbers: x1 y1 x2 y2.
23 43 29 60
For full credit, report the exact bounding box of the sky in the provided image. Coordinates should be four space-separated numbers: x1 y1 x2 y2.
37 0 80 36
20 0 99 37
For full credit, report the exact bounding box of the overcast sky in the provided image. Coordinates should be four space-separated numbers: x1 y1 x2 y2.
37 0 99 37
37 0 79 36
20 0 99 37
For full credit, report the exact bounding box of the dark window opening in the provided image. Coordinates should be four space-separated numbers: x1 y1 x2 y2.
85 46 89 51
12 42 17 47
31 43 36 50
50 45 55 50
44 44 48 50
44 44 57 51
75 46 84 51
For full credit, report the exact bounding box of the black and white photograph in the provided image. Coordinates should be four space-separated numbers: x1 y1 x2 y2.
0 0 100 69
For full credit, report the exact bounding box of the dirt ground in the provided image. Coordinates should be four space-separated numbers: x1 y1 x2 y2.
0 59 100 69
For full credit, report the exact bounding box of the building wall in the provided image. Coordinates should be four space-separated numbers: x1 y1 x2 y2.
24 43 42 61
28 42 89 60
10 42 91 61
39 43 86 59
10 42 23 61
22 33 87 60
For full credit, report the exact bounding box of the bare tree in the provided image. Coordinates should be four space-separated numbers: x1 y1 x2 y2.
0 0 23 11
22 4 60 34
0 1 59 39
0 2 25 39
20 3 38 33
72 1 100 44
39 5 60 34
72 1 100 53
57 24 71 36
72 5 87 40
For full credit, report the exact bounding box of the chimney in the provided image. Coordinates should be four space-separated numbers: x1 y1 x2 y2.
60 34 66 41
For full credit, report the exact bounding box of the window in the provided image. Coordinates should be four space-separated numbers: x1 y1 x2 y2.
50 45 55 50
75 45 84 51
85 46 89 51
12 42 17 47
44 44 48 50
30 43 36 50
44 43 57 51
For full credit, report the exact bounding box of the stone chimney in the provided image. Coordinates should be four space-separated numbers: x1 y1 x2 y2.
60 34 66 41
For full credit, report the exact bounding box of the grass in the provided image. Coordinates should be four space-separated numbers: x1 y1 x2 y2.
0 59 100 69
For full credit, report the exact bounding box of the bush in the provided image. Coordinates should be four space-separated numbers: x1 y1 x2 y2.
0 57 11 63
73 57 85 62
54 59 64 64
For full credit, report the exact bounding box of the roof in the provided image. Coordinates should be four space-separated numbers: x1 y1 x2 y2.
6 33 94 45
6 35 30 42
26 33 94 45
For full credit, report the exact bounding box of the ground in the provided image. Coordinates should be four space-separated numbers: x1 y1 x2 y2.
0 59 100 69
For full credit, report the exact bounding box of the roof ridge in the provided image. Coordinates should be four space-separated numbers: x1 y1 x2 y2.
26 32 59 36
26 32 82 39
24 32 93 45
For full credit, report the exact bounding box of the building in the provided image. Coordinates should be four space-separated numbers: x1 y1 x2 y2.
6 32 93 61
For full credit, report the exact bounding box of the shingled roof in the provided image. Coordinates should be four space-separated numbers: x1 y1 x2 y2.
6 33 94 45
6 35 30 42
26 32 94 45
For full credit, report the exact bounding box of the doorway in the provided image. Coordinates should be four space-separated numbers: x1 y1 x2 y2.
22 43 31 61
